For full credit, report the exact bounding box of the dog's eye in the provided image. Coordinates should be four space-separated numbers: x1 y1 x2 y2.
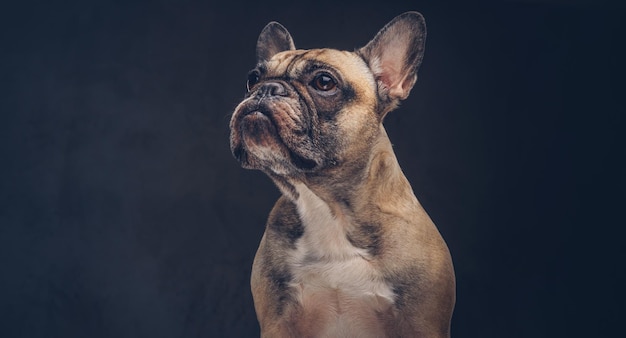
311 73 337 91
247 71 260 91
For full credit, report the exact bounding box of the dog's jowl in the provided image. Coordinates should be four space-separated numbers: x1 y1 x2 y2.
230 11 455 337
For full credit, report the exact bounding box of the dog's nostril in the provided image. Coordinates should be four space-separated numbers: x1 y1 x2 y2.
258 82 287 97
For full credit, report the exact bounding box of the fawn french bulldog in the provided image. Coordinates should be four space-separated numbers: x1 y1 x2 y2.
230 12 455 337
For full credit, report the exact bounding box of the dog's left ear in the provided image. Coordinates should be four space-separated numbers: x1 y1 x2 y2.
358 12 426 104
256 22 296 63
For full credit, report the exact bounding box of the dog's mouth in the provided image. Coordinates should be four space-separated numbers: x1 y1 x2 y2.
244 110 270 120
231 104 319 173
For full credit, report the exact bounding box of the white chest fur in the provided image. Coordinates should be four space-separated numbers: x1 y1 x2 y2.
288 184 395 335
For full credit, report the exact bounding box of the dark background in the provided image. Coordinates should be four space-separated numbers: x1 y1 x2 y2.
1 0 624 337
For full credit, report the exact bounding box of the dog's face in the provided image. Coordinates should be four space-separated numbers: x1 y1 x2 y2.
230 48 380 176
230 12 426 178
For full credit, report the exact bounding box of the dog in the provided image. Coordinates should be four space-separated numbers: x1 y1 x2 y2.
229 11 455 337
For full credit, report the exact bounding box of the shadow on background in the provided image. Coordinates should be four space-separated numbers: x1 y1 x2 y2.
1 0 624 337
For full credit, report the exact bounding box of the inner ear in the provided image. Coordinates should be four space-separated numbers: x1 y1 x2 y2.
358 12 426 102
256 22 296 63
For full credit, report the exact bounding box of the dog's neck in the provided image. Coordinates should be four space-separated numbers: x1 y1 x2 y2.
270 125 416 221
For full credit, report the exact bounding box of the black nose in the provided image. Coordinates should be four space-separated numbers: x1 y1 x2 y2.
256 82 287 97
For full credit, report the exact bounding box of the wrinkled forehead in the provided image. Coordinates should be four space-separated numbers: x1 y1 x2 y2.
264 49 375 87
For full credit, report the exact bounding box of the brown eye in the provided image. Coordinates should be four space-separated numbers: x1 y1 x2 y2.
311 73 337 91
247 71 260 91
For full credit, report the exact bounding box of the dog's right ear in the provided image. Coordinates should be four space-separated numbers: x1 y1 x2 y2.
256 22 295 63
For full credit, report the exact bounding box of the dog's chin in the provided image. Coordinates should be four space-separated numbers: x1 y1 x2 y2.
232 111 319 175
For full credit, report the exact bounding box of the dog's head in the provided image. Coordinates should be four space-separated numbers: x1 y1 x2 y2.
229 12 426 179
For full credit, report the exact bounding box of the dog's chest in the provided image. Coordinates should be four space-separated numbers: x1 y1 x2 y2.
287 185 395 335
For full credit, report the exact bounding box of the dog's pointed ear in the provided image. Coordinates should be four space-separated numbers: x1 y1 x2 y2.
358 12 426 103
256 22 296 63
